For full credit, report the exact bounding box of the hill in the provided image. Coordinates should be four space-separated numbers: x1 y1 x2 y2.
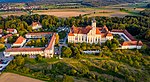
0 0 33 3
0 0 145 6
33 0 144 6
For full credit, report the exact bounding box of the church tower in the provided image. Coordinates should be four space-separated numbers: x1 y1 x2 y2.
91 19 96 35
92 19 96 28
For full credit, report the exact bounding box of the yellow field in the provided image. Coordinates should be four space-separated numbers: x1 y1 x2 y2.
0 73 43 82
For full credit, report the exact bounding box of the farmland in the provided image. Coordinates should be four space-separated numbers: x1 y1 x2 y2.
0 2 148 18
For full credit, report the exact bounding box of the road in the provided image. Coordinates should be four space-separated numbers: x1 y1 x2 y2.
0 52 4 58
58 35 68 59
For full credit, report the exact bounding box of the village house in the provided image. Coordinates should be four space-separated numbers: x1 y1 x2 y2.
111 29 143 49
31 21 42 30
25 32 53 38
2 34 13 42
0 29 3 37
7 29 17 34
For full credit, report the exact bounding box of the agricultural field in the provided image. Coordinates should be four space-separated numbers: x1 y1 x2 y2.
0 2 148 18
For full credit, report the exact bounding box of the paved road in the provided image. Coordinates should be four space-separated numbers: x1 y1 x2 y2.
0 52 4 59
58 35 68 59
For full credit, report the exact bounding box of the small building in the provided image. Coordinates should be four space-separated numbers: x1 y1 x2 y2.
12 36 26 47
2 34 13 42
111 29 143 49
0 29 3 37
7 29 17 34
121 41 143 49
32 22 42 30
25 32 53 38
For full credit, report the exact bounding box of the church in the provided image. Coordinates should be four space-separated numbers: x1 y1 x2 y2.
68 20 113 44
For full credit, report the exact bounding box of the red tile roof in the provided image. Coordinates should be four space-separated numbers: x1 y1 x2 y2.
0 29 2 34
45 33 56 50
13 36 26 44
103 25 108 32
68 32 74 36
5 48 44 52
2 34 12 39
101 33 107 38
32 22 41 27
26 32 53 36
71 25 92 34
70 25 109 35
7 29 15 33
96 28 101 34
106 33 113 36
122 41 143 46
111 29 136 41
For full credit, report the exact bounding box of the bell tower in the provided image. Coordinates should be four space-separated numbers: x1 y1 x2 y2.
92 19 96 28
91 19 96 35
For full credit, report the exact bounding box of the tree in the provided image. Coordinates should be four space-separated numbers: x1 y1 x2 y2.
36 55 43 62
36 39 41 47
111 38 119 47
55 33 59 45
62 74 74 82
105 40 112 49
62 47 72 58
75 53 81 59
14 56 25 66
0 38 5 43
0 44 5 51
145 29 150 41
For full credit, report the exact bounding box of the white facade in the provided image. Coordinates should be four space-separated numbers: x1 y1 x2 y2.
4 51 44 57
0 34 2 37
111 32 131 41
68 20 113 44
121 45 142 49
7 29 17 34
32 24 42 30
4 33 56 58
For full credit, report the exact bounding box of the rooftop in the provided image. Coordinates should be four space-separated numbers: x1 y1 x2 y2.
2 34 12 39
26 32 53 36
111 29 136 41
13 36 26 44
0 29 2 34
5 48 44 52
45 33 56 50
69 25 109 35
7 29 16 33
32 22 41 27
122 41 143 46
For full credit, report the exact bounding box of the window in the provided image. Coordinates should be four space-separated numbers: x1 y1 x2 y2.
75 36 78 40
82 36 84 41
